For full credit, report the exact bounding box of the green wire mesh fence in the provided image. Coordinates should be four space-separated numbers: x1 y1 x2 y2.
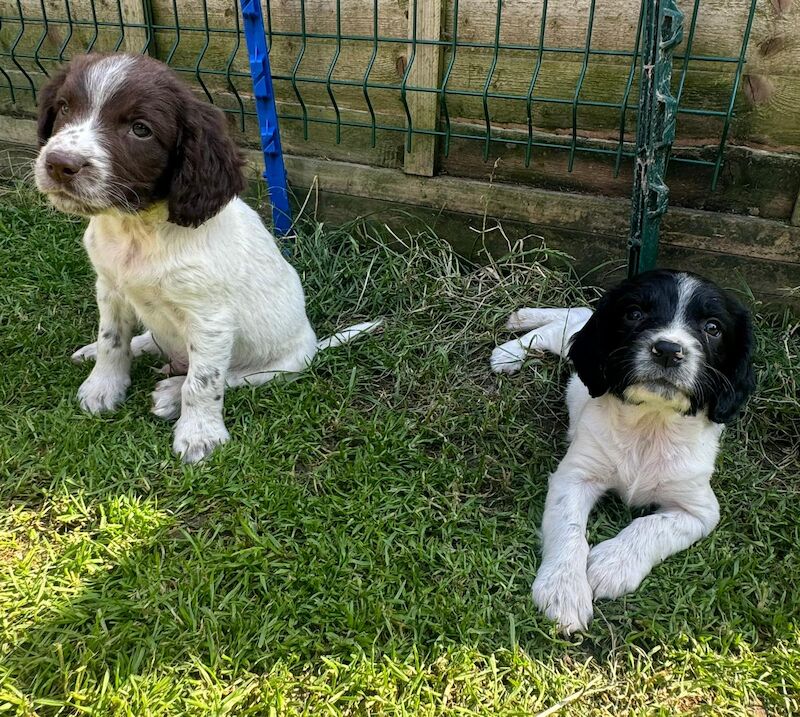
0 0 254 129
1 0 758 266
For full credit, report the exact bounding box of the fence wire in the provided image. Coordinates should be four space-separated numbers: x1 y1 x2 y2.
1 0 756 185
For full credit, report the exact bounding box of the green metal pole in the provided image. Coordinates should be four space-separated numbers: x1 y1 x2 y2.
627 0 683 277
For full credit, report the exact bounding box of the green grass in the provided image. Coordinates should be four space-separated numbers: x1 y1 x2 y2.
0 184 798 716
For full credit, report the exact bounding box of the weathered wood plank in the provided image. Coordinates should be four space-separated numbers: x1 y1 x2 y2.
178 0 408 38
274 100 404 167
120 0 150 55
1 0 138 61
439 53 800 147
439 122 800 222
258 0 798 65
403 0 443 176
438 0 800 82
6 43 797 152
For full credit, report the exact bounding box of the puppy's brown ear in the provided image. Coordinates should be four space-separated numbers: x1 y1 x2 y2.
168 97 246 228
37 69 68 146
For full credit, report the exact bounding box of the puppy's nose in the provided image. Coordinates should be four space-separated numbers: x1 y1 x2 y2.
45 151 85 184
651 340 684 369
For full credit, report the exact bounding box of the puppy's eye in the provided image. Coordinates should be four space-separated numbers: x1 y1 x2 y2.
704 319 722 338
59 101 69 116
131 121 152 139
625 307 644 322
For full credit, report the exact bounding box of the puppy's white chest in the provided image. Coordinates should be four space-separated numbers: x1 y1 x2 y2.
84 215 163 284
581 396 721 507
84 215 188 354
611 428 690 504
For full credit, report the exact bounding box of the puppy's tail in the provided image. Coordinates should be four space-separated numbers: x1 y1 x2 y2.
316 319 383 351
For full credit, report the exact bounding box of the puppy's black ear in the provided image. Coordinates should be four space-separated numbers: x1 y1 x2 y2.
707 301 756 424
568 294 611 398
37 69 68 146
168 97 246 228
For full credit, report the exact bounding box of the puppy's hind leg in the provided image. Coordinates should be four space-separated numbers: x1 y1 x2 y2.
73 330 164 364
490 330 547 375
491 307 593 374
226 347 313 389
131 331 165 358
155 341 315 422
504 307 587 332
151 375 187 421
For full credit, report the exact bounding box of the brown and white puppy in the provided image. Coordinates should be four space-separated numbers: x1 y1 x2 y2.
35 53 380 462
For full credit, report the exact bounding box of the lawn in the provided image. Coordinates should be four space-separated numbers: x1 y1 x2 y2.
0 184 798 716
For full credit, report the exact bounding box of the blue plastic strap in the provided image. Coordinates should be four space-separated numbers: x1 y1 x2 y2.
239 0 292 236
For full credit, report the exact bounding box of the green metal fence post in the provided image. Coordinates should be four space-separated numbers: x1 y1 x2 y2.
627 0 683 277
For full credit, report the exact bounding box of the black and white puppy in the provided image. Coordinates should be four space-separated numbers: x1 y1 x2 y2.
34 53 380 463
491 270 755 633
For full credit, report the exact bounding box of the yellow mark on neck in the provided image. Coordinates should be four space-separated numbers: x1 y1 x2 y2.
623 384 691 415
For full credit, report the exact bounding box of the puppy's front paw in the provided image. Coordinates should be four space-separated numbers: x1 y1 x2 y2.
531 564 594 634
587 539 650 600
77 371 130 413
173 416 229 464
72 342 99 363
490 340 529 374
151 376 186 421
